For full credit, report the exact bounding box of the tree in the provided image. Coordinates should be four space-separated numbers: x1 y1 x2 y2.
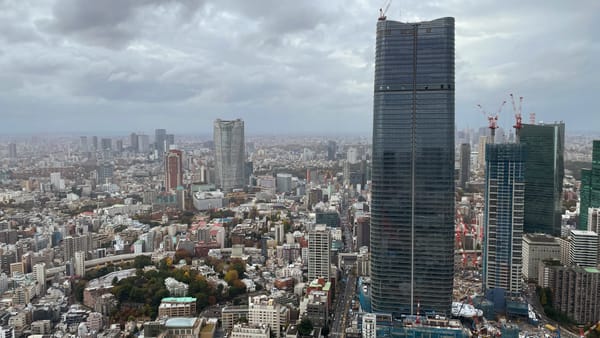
224 270 239 284
298 318 314 336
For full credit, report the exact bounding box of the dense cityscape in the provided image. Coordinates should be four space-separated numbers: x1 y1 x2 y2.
1 2 600 338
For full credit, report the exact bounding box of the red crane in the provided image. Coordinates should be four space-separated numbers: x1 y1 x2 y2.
477 100 506 144
510 94 524 142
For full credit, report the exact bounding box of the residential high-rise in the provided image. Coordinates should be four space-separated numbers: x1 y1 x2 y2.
155 128 167 154
91 136 98 151
100 138 112 151
370 17 455 316
519 123 565 235
483 144 525 304
165 149 183 191
569 229 598 268
580 140 600 229
32 263 46 295
74 251 85 277
214 119 245 192
459 143 471 189
308 224 331 281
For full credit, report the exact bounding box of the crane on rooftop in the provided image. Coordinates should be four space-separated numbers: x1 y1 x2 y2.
379 0 391 21
477 100 505 144
510 93 524 143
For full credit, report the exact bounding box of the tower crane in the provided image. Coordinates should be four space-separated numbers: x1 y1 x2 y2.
477 100 505 144
378 0 391 21
510 94 524 142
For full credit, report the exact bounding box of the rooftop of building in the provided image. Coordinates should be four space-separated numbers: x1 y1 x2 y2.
523 233 558 243
161 297 196 303
164 317 198 328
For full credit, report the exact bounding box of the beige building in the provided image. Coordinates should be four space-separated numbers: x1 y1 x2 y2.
158 297 197 318
548 265 600 324
230 324 270 338
522 234 560 282
248 296 289 338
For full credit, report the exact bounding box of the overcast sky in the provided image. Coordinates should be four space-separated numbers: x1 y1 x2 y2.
0 0 598 136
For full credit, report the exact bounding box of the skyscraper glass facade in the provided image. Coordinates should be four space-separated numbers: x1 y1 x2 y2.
214 119 245 192
580 140 600 229
370 17 455 316
519 123 564 235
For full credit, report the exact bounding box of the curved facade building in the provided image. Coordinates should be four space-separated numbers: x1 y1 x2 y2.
370 17 455 316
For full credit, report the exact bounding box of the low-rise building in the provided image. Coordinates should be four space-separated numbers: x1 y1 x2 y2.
158 297 197 318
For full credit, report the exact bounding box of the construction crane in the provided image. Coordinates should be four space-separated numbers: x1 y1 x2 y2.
510 94 524 142
477 100 505 144
378 0 391 21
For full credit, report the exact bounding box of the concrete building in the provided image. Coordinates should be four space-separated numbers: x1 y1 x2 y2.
214 119 245 192
163 317 202 338
308 225 331 281
192 191 224 211
32 263 46 295
74 251 86 277
248 295 289 338
548 265 600 324
230 324 270 338
569 229 598 267
276 173 293 194
522 234 560 282
362 313 377 338
158 297 197 318
222 306 249 333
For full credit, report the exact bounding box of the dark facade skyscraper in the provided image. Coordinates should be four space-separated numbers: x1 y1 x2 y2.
459 143 471 189
8 143 17 159
370 17 455 316
327 140 337 161
580 140 600 229
519 123 565 235
214 119 245 192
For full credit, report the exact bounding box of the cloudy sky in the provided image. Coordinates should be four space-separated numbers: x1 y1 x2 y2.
0 0 598 136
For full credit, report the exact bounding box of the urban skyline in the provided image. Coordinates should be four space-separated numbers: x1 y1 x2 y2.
1 1 599 135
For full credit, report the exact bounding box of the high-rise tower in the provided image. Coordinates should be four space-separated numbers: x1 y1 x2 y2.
370 17 455 316
580 140 600 229
519 122 565 235
165 149 183 191
482 144 525 307
214 119 245 192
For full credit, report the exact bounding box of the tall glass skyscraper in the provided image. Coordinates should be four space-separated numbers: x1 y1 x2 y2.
518 123 564 235
214 119 245 192
580 140 600 229
370 17 455 316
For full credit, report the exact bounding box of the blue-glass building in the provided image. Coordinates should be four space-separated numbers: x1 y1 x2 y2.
518 123 565 235
370 17 455 316
482 144 525 312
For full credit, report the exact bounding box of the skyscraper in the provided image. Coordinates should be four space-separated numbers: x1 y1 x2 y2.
130 133 138 152
155 129 167 154
519 123 565 235
459 143 471 189
482 144 525 306
165 149 183 191
8 143 16 159
580 140 600 229
214 119 245 192
308 224 331 281
370 17 455 316
327 140 337 161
